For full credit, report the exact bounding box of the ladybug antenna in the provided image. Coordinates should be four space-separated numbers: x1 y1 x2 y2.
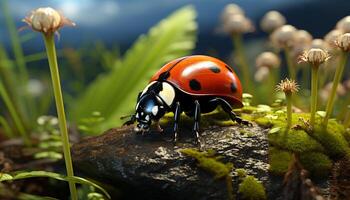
120 114 133 120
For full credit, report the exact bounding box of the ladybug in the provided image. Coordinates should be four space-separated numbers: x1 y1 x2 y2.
124 55 251 144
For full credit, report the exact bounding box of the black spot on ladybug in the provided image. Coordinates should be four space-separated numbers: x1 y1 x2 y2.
225 65 233 72
189 79 201 91
230 82 237 93
158 71 170 80
209 66 221 73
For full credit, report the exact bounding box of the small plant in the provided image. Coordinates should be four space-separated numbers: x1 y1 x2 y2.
299 48 330 129
23 7 78 199
323 33 350 126
276 78 299 129
221 4 254 93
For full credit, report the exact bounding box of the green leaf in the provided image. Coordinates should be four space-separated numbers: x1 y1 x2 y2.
71 6 197 131
1 171 110 199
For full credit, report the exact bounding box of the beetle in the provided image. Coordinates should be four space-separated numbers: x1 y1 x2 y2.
123 55 251 144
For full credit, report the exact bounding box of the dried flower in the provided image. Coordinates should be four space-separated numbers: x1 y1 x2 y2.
254 66 270 82
324 29 343 48
294 30 313 45
335 33 350 51
221 4 244 23
23 7 75 34
276 78 299 94
256 52 280 69
299 48 330 67
222 14 254 34
260 11 286 33
336 16 350 33
270 25 297 48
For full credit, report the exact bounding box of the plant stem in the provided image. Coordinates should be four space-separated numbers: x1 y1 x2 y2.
0 115 14 138
286 92 292 129
323 52 348 126
232 34 252 93
0 80 30 145
284 47 296 80
310 65 319 128
43 34 77 200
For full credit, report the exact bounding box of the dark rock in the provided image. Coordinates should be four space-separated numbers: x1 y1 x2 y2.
72 124 283 200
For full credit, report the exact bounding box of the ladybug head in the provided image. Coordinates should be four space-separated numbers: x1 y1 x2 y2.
134 92 167 132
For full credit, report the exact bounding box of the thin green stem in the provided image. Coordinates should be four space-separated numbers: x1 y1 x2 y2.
310 66 319 128
345 113 350 129
284 47 296 80
286 93 292 129
0 116 14 138
232 34 252 93
43 34 77 200
0 80 30 145
323 52 348 126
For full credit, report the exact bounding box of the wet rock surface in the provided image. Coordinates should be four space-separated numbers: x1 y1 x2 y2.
71 124 282 200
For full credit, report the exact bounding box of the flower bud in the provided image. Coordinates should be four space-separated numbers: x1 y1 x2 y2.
270 25 297 48
260 11 286 33
336 16 350 33
335 33 350 51
221 4 244 23
324 29 343 48
299 48 330 66
23 7 75 34
256 52 280 69
222 14 254 34
276 78 299 94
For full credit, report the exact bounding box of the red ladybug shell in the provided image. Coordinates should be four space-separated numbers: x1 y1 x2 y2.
150 55 243 108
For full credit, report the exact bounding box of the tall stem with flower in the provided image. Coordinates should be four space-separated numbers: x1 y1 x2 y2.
23 7 77 200
299 48 330 129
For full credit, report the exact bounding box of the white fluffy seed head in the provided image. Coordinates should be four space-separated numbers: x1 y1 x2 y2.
260 11 286 33
255 52 280 69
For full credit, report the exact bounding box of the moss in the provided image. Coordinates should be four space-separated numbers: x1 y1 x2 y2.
268 127 324 153
299 152 332 177
180 148 233 179
313 123 350 157
238 176 267 200
235 168 247 178
268 147 292 175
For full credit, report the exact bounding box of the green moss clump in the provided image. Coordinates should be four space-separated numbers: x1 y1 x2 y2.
268 147 292 175
235 168 247 178
268 127 324 153
313 123 350 157
300 152 332 177
180 148 233 179
238 176 267 200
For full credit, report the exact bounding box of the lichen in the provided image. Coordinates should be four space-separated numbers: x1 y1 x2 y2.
180 148 233 179
238 175 267 200
268 147 292 175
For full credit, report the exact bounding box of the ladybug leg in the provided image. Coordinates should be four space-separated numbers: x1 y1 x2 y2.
123 114 136 126
209 98 252 126
193 100 202 147
173 102 181 143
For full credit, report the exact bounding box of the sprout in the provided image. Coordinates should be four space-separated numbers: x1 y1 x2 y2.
23 7 75 35
276 78 299 128
256 52 281 69
260 10 286 33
